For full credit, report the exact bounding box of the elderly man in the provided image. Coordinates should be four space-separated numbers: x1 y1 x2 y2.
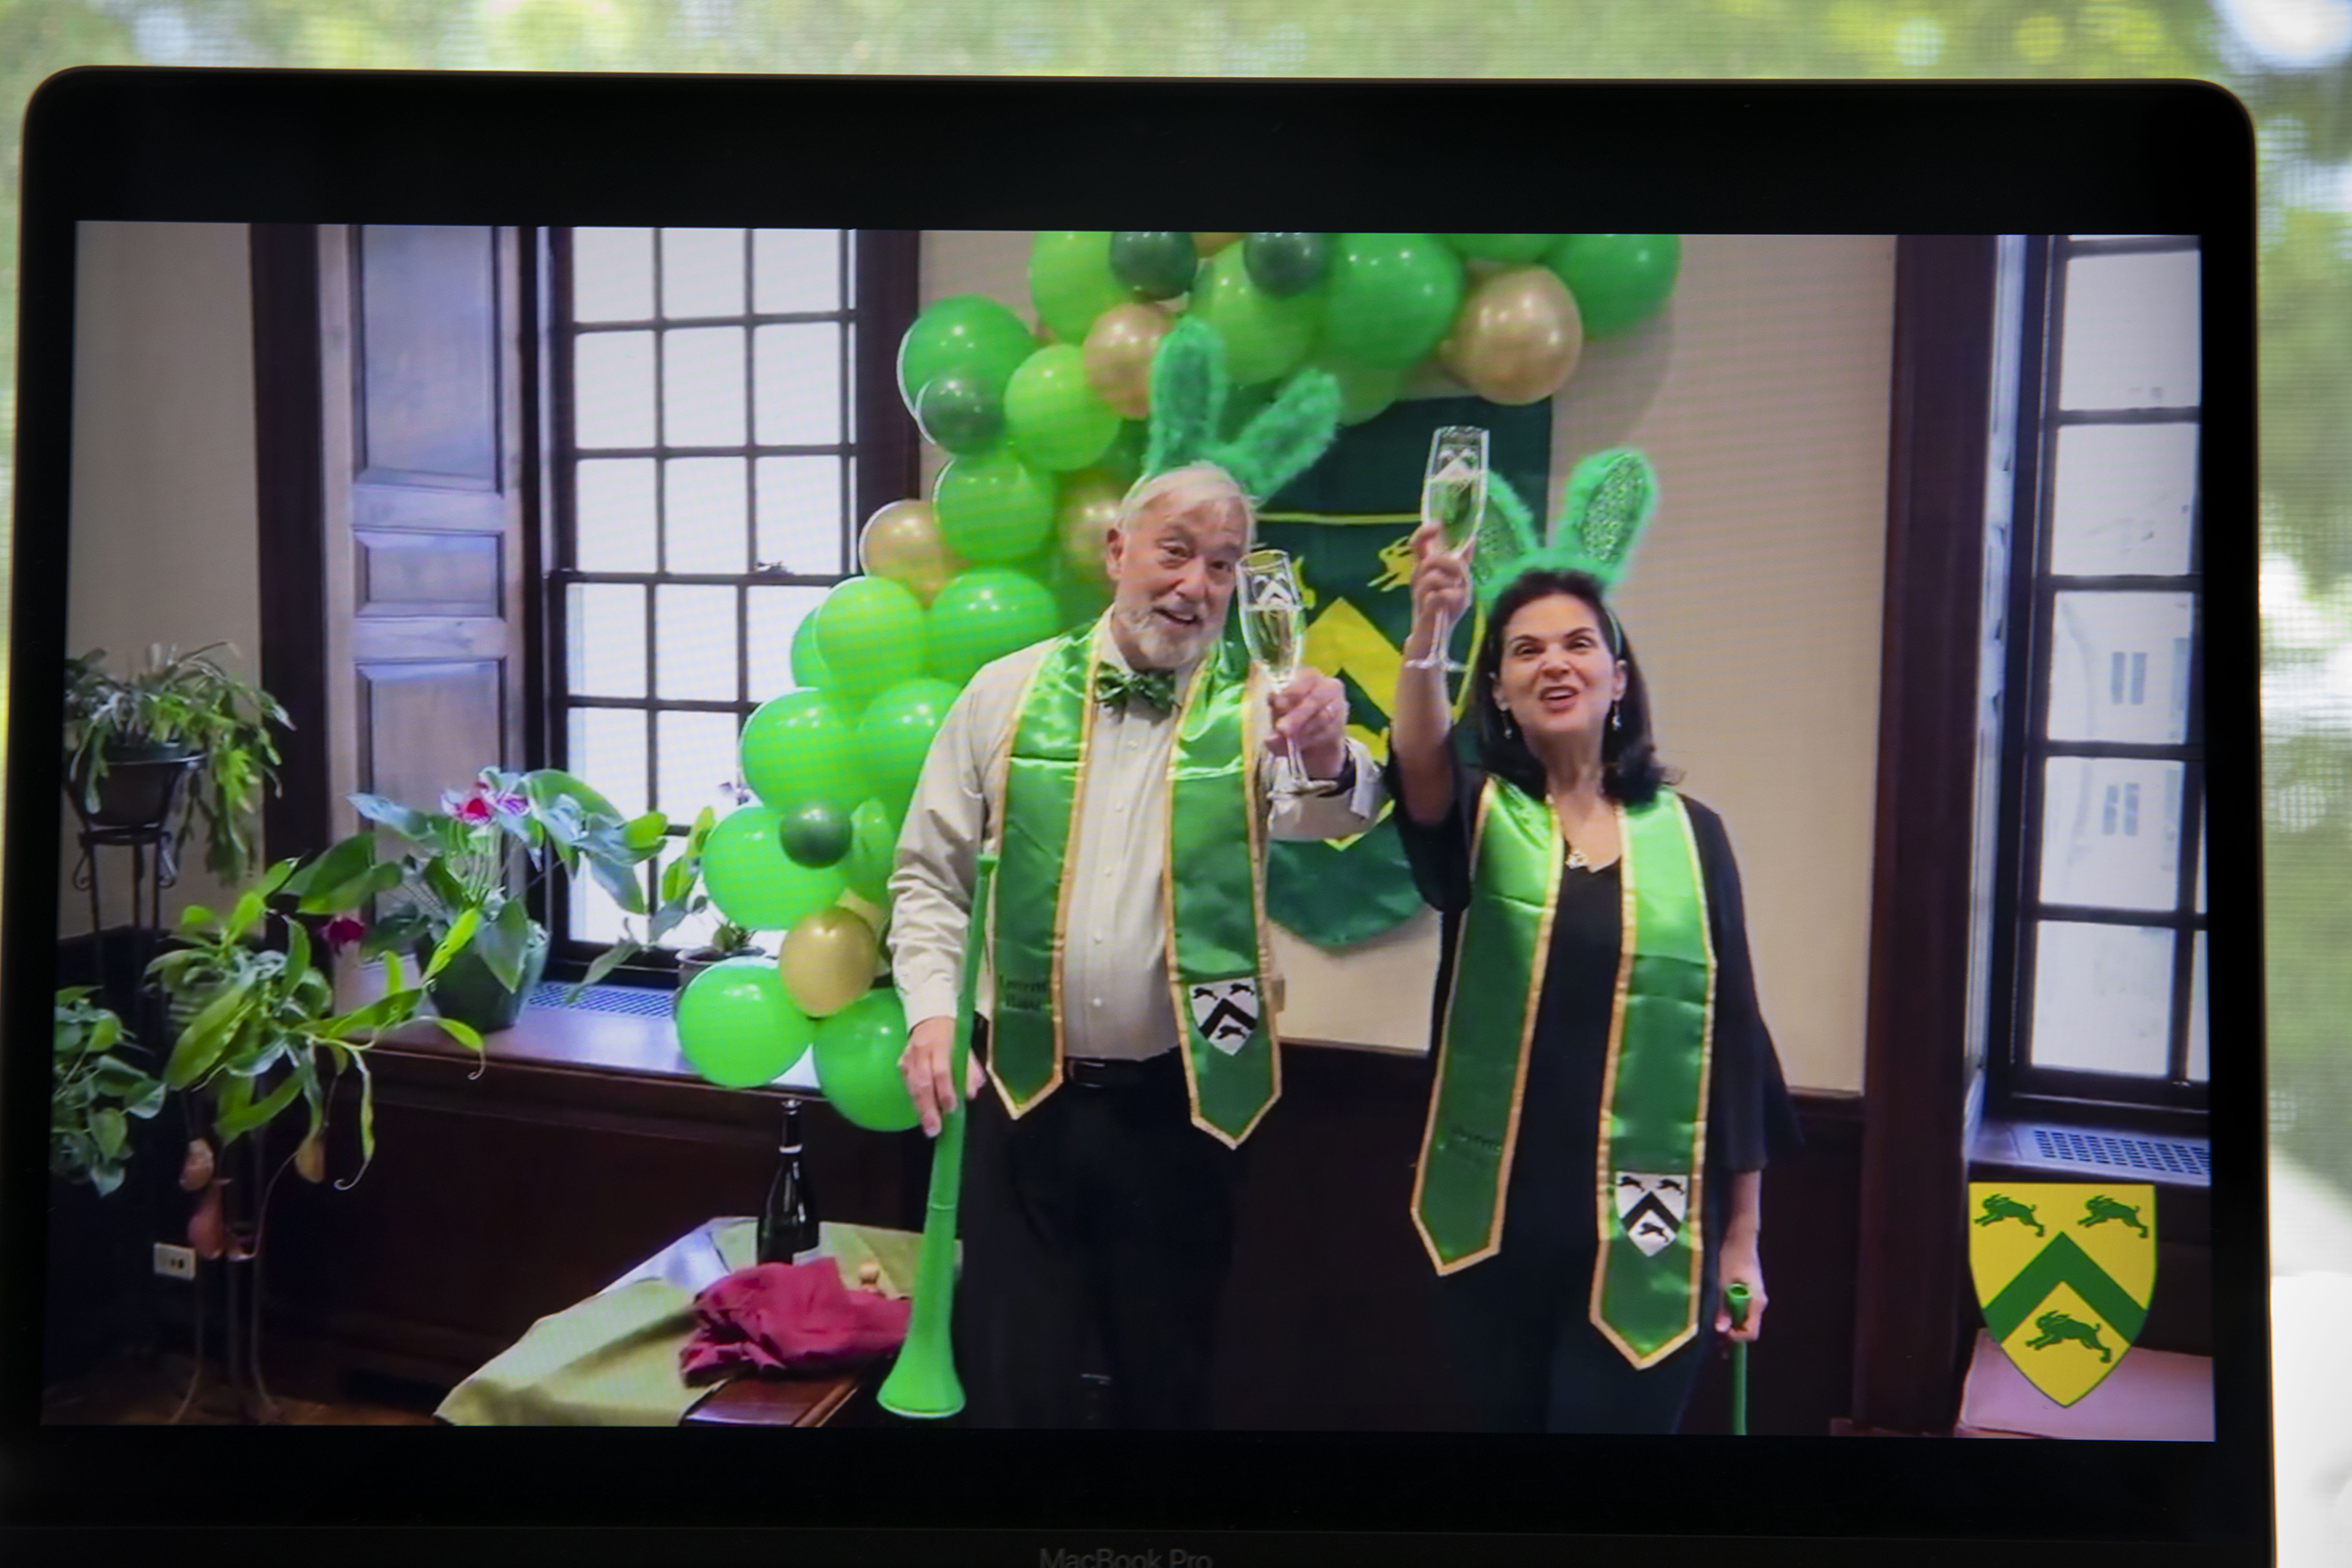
888 459 1382 1429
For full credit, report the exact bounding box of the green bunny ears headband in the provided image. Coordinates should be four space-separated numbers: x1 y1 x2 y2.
1473 446 1661 618
1140 318 1343 503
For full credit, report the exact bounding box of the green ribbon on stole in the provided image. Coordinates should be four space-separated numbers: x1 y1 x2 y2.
986 623 1279 1148
1411 778 1717 1368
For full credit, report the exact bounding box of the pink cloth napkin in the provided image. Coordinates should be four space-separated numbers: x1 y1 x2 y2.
679 1261 912 1385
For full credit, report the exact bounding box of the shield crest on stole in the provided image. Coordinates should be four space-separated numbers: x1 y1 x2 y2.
1967 1182 2157 1406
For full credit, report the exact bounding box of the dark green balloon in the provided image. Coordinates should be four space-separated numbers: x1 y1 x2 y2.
1543 234 1682 338
778 799 853 869
914 371 1005 455
1244 232 1331 298
1108 231 1200 300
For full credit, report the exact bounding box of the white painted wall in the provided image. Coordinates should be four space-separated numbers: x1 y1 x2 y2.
61 221 262 935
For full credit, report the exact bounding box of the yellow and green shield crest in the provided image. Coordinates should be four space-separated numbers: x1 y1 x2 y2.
1967 1182 2157 1407
1256 394 1551 946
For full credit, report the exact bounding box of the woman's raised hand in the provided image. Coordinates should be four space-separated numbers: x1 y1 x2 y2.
1407 519 1473 648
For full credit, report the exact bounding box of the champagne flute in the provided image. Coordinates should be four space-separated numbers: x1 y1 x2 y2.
1238 547 1311 797
1403 425 1489 673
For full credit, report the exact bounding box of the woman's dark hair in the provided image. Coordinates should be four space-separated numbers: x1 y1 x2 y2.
1470 569 1673 806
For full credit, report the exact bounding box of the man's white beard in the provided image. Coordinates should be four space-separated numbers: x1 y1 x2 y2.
1114 597 1216 670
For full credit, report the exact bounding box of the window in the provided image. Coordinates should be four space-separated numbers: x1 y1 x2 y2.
1990 235 2205 1117
547 228 911 967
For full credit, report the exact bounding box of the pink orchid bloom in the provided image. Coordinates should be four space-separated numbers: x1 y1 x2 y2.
324 915 367 955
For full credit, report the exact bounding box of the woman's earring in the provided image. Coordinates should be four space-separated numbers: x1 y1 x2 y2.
1499 706 1518 739
1610 702 1623 733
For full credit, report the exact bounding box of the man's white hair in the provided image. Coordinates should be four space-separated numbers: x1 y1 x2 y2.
1116 461 1256 546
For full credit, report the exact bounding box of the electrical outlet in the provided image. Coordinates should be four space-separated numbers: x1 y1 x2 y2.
152 1243 196 1281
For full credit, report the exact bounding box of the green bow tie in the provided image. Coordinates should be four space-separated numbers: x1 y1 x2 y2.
1095 665 1178 714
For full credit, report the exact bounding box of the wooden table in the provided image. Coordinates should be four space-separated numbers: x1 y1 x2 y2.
681 1369 869 1427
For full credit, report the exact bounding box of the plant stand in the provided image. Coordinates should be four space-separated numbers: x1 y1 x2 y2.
170 1133 284 1425
65 756 197 1042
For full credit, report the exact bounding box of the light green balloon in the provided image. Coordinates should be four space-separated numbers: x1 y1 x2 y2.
933 451 1057 564
702 806 848 933
897 293 1037 409
1320 234 1466 370
789 611 834 692
813 988 921 1132
676 958 814 1089
739 690 867 816
855 677 960 821
1030 231 1136 344
813 576 927 709
1188 244 1321 386
840 798 902 907
1005 344 1120 472
1441 233 1557 263
1543 233 1682 338
1307 352 1407 427
926 567 1060 688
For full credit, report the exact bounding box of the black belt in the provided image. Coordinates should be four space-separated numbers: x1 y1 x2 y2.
1065 1052 1181 1089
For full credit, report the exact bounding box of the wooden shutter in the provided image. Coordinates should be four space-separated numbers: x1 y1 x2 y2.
316 225 529 850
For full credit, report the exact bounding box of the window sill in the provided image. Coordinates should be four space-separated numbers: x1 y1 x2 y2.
373 990 823 1095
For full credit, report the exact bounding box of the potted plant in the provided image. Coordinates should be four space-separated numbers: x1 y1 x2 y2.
63 644 288 885
146 862 481 1216
51 989 167 1197
281 768 667 1035
575 805 769 1000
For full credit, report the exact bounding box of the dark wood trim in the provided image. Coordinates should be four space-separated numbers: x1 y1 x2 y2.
1849 235 1999 1436
851 229 922 524
249 223 332 867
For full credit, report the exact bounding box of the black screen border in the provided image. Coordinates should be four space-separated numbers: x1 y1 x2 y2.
5 68 2266 1564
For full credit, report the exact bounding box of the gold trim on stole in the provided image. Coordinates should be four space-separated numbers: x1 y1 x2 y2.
982 640 1098 1120
1587 794 1721 1370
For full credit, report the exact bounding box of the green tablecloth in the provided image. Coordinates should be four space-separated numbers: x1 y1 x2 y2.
436 1220 923 1426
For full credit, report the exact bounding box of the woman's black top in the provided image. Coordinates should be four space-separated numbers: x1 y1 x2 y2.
1387 750 1801 1264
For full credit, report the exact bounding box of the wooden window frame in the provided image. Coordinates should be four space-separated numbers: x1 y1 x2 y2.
537 227 920 981
1984 234 2207 1127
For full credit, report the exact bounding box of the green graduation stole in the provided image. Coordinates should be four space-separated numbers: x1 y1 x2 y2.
985 624 1280 1148
1410 777 1718 1368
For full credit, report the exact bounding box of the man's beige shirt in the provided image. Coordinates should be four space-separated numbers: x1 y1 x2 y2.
887 621 1384 1061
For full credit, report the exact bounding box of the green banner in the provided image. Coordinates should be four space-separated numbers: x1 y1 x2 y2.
1255 395 1553 948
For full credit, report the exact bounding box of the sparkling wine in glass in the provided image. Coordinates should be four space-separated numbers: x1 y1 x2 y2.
1406 426 1489 672
1238 548 1310 795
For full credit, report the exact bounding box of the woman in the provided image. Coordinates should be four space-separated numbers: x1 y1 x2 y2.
1387 518 1799 1434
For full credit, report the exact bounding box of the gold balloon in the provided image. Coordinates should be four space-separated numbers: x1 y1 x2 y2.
1057 468 1126 581
1193 232 1243 257
780 906 881 1019
1082 303 1172 420
858 499 964 607
1437 265 1584 406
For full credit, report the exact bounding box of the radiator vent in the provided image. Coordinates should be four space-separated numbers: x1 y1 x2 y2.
2026 1126 2210 1181
526 981 675 1019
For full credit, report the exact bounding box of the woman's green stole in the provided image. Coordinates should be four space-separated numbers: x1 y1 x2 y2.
1410 777 1718 1368
984 624 1280 1148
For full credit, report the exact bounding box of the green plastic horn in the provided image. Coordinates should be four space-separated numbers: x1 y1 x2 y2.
876 850 997 1420
1725 1281 1753 1436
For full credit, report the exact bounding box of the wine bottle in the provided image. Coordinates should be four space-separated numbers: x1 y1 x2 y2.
756 1101 818 1264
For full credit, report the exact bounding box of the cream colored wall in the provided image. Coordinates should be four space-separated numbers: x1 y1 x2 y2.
60 221 262 936
923 231 1897 1093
